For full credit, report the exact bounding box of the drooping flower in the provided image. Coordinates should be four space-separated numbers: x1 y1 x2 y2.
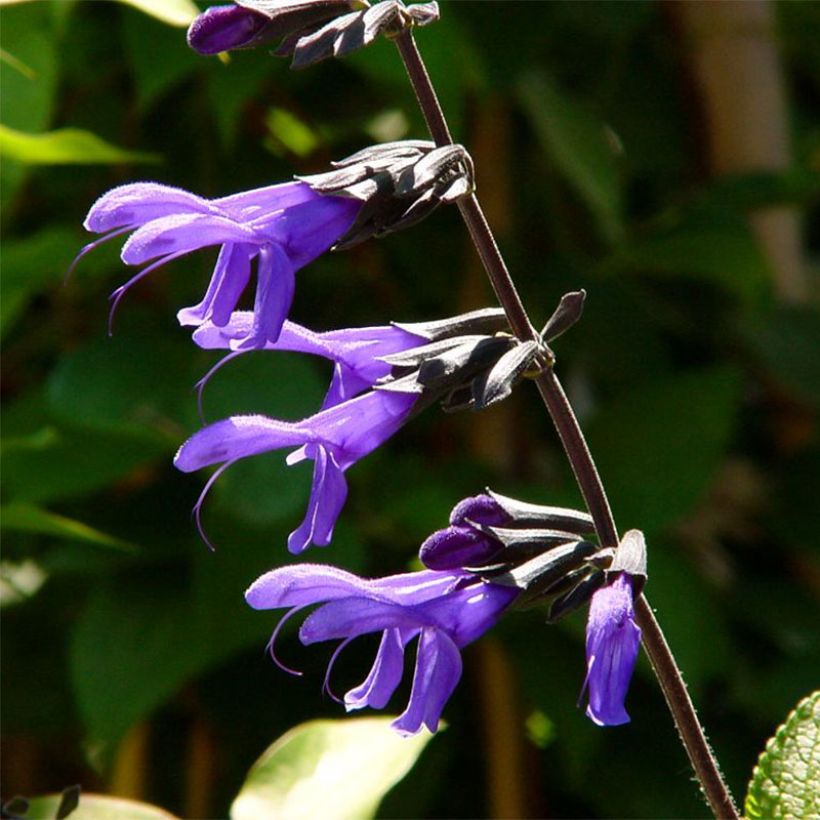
583 572 641 726
192 310 427 410
245 563 518 734
174 387 417 552
77 180 360 348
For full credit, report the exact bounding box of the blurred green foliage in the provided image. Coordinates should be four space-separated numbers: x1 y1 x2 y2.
2 1 819 817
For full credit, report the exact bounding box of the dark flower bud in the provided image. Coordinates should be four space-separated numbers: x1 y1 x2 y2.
449 493 510 528
298 140 475 249
187 1 358 56
420 525 502 571
420 494 510 570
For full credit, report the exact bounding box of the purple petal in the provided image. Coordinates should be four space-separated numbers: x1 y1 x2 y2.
246 563 381 610
583 574 641 726
84 183 213 233
344 628 408 711
187 4 272 55
299 598 421 644
321 364 372 410
392 629 462 735
174 415 313 472
238 243 295 347
177 243 252 328
121 213 257 265
287 446 348 553
215 181 320 218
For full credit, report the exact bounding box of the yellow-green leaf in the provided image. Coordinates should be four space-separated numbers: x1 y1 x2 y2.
230 718 435 820
745 690 820 819
0 125 160 165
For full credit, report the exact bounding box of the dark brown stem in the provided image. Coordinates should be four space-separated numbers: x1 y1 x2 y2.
394 26 739 820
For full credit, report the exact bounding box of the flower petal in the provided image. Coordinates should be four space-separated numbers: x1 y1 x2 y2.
174 414 313 472
246 563 378 610
121 213 258 265
238 242 296 347
84 183 214 232
177 243 253 327
583 574 641 726
392 629 462 735
287 446 348 553
344 628 408 711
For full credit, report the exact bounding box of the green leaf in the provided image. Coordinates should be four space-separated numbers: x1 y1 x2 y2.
0 124 161 164
230 718 435 820
745 690 820 819
0 503 136 552
586 367 741 535
25 793 177 820
114 0 200 27
518 70 623 243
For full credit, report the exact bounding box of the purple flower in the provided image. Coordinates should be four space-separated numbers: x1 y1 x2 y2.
245 563 518 734
77 181 360 348
583 573 641 726
192 311 426 410
174 387 417 552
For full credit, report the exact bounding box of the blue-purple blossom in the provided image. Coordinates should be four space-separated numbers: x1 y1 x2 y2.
77 181 360 348
174 387 417 552
583 572 641 726
192 311 426 410
245 563 518 734
420 493 511 570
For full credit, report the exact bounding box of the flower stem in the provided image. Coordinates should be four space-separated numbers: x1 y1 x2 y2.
394 28 739 820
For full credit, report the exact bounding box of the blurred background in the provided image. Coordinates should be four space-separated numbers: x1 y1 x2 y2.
2 1 819 817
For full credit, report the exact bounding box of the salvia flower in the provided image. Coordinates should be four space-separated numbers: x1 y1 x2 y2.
583 572 641 726
77 180 360 348
188 0 440 69
191 310 428 410
245 563 518 734
175 387 417 553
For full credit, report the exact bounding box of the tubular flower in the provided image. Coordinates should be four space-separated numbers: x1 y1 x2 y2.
174 388 417 553
245 563 518 735
192 311 427 410
583 572 641 726
77 181 360 348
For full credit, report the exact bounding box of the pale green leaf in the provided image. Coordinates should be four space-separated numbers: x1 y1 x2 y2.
0 124 160 165
113 0 200 27
745 690 820 819
230 718 435 820
1 503 136 552
24 793 177 820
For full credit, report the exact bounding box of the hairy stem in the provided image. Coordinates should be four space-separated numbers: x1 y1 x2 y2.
395 27 739 820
